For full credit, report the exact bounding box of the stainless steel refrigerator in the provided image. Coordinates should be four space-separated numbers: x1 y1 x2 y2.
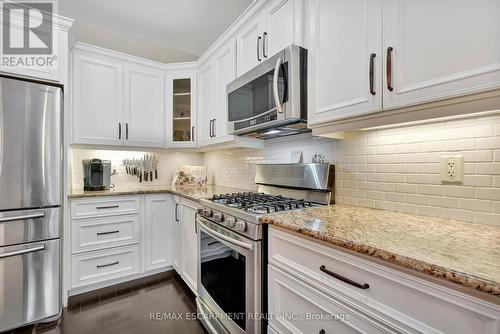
0 76 62 331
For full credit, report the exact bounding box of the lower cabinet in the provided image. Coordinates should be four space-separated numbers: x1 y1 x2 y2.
171 196 183 274
144 194 173 271
180 198 199 293
69 194 174 293
268 226 500 334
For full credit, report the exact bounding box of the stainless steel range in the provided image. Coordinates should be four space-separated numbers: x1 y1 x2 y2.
196 163 335 334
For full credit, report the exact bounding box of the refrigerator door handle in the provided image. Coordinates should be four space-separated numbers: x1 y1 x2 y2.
0 244 45 259
0 212 45 223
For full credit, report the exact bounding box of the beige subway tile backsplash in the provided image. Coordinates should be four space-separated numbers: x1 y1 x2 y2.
204 114 500 226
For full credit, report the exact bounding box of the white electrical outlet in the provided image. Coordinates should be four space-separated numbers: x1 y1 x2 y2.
441 155 463 183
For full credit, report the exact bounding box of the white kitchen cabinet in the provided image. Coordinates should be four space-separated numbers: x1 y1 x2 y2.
382 0 500 110
144 194 172 271
72 45 166 147
268 227 500 334
171 196 183 274
236 16 264 76
307 0 383 126
72 53 124 145
262 0 303 60
197 61 215 146
124 64 165 147
268 266 390 334
307 0 500 131
0 14 73 83
165 69 197 148
180 198 198 293
236 0 304 76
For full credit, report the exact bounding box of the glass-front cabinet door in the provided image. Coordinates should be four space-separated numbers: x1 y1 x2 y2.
166 69 197 147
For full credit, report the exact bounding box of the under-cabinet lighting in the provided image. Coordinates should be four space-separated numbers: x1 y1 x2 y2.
360 109 500 131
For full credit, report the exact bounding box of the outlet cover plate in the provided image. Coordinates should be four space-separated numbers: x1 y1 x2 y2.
441 155 463 183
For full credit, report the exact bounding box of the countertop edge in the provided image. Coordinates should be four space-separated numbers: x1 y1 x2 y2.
68 189 202 202
261 216 500 298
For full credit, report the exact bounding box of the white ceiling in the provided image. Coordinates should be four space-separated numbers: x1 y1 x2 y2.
60 0 253 63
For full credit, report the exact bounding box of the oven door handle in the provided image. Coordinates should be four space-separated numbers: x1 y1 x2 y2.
198 218 254 251
273 57 283 114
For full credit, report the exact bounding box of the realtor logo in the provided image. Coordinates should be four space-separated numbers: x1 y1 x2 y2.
2 2 53 54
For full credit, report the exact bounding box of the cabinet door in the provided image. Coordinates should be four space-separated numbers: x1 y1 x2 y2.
383 0 500 109
166 70 197 148
197 61 215 146
180 199 198 293
307 0 382 126
144 194 172 272
124 64 165 147
72 53 124 145
213 41 237 139
171 197 182 274
236 16 264 76
262 0 303 59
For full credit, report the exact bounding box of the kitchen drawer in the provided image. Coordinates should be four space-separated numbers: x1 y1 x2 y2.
71 244 140 288
269 227 500 334
268 265 393 334
72 215 140 253
71 196 141 219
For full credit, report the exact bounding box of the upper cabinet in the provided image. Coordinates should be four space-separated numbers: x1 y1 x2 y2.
307 0 383 125
236 0 304 76
382 0 500 109
72 53 124 145
124 64 165 147
308 0 500 131
197 61 215 146
165 69 197 148
72 45 165 147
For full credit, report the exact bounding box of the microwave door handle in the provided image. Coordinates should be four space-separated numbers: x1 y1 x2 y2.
273 57 283 113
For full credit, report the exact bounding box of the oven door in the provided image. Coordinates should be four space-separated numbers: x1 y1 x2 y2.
197 216 261 334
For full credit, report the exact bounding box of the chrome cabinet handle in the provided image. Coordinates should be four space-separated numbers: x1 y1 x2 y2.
126 123 129 140
209 119 213 137
257 36 262 62
0 245 45 259
97 230 119 236
118 122 122 139
175 203 179 222
96 205 119 210
97 261 119 269
386 46 394 91
369 53 376 96
194 212 198 234
273 57 284 113
212 119 216 137
191 126 195 141
320 265 369 289
263 32 268 58
0 212 45 223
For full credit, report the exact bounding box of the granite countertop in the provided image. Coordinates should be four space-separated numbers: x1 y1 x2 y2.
261 203 500 296
69 184 247 202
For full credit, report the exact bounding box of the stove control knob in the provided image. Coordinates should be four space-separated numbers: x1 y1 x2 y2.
226 217 236 228
213 211 224 222
235 220 247 232
202 208 212 217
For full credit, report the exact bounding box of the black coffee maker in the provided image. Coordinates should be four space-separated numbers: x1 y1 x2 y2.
83 159 111 191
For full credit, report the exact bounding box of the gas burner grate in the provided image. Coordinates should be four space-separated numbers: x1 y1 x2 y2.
209 192 313 214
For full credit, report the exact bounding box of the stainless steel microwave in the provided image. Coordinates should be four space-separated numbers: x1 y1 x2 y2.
227 45 308 139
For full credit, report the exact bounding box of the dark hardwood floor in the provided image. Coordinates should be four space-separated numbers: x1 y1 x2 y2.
4 271 207 334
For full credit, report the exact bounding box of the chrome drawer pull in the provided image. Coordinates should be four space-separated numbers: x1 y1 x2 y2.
97 230 119 236
96 205 119 210
0 245 45 259
320 265 369 289
97 261 119 269
0 212 45 223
